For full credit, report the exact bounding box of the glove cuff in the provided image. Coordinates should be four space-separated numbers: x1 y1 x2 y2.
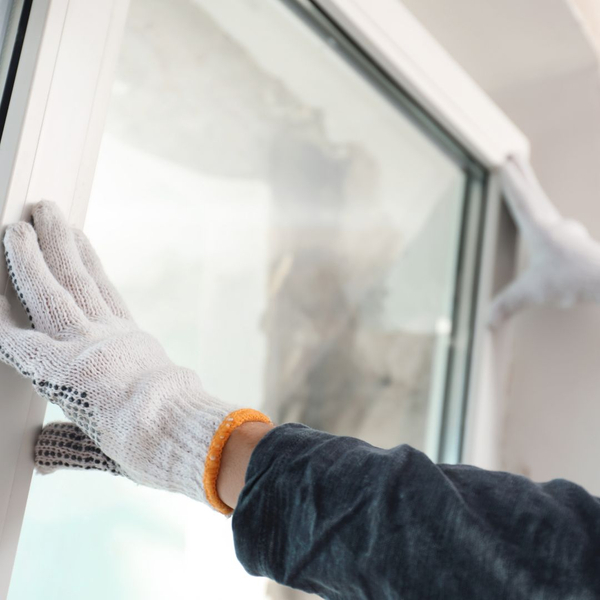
203 408 273 515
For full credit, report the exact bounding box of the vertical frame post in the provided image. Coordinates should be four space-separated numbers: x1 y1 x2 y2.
0 1 129 595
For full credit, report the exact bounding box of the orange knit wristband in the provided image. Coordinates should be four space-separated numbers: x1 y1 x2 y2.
202 408 273 515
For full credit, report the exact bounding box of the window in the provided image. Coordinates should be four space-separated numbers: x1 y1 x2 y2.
0 0 527 597
7 1 485 598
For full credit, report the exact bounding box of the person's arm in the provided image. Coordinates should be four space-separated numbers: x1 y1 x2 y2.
232 423 600 600
217 421 274 509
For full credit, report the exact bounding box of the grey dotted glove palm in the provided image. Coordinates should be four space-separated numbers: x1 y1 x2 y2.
0 201 271 514
489 155 600 327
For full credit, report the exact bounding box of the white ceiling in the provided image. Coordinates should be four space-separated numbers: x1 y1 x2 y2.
399 0 598 95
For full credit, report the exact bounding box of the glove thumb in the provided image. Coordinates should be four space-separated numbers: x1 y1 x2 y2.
35 422 122 475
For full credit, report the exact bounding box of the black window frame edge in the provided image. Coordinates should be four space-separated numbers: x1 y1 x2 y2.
0 0 33 143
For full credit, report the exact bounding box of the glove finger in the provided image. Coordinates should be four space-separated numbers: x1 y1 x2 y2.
72 228 132 321
3 221 88 337
0 295 59 378
35 421 122 475
500 155 562 235
488 272 537 328
32 201 113 321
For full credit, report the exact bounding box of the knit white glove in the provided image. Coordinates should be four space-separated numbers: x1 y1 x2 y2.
0 201 271 514
489 155 600 327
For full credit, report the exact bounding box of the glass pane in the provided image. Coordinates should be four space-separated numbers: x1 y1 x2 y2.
9 1 484 599
0 0 28 140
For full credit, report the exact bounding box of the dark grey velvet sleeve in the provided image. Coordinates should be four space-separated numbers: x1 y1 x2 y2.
232 423 600 599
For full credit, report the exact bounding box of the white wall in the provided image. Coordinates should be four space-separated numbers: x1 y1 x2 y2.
401 0 600 494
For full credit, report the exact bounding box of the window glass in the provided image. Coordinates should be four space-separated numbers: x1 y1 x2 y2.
9 0 483 598
0 0 28 140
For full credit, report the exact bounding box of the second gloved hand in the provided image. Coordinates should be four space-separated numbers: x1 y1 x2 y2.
489 155 600 327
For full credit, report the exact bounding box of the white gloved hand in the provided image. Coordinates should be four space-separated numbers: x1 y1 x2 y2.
0 201 271 514
489 155 600 327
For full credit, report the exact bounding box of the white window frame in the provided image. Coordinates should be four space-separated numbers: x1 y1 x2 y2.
0 0 527 595
0 1 129 596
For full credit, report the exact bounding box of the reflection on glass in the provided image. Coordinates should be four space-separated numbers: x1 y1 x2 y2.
0 0 26 138
9 1 479 599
